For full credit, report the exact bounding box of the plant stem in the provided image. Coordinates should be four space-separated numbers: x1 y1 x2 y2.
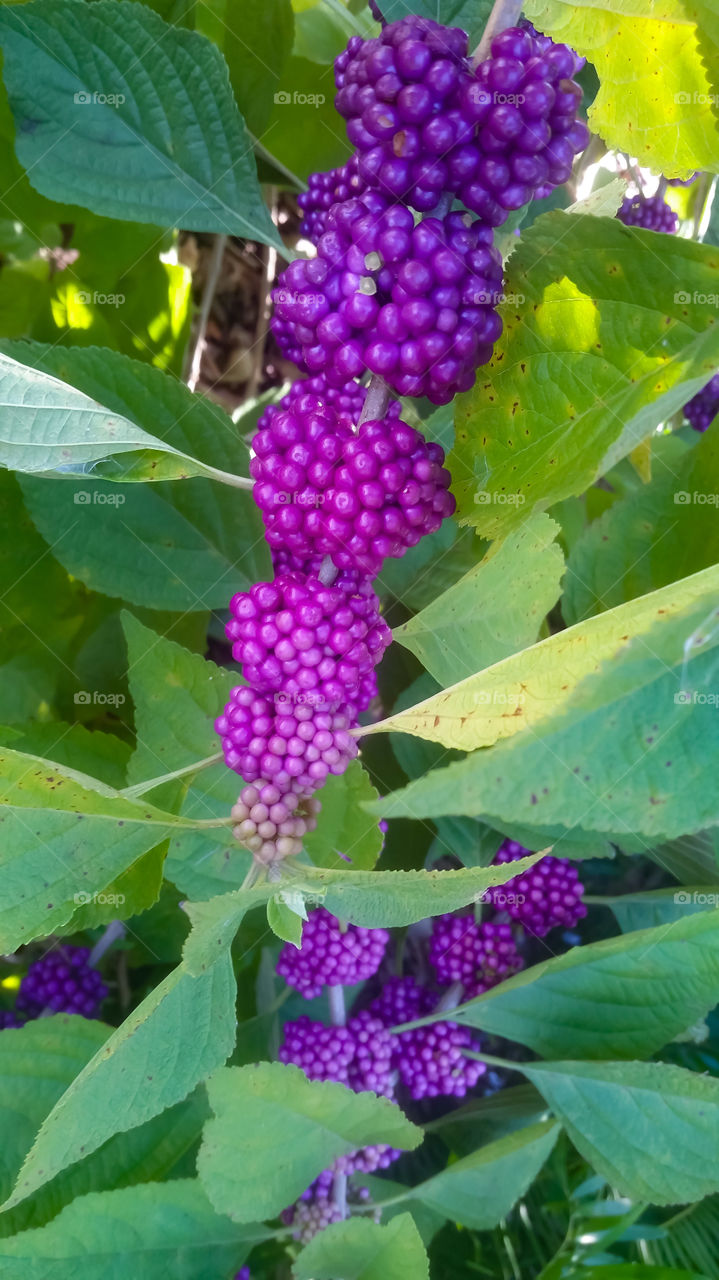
463 1049 526 1070
327 982 348 1218
121 752 223 799
186 232 227 391
472 0 524 63
89 919 126 967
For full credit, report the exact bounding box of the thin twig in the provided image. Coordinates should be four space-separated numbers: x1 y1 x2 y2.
246 187 279 402
89 919 126 967
327 983 348 1218
472 0 524 63
186 233 227 391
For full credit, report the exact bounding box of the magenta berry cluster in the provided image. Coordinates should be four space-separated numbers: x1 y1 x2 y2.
273 196 504 404
277 908 389 998
429 915 524 997
334 19 587 218
252 396 455 575
297 154 365 240
392 1020 486 1099
16 946 107 1019
617 192 678 233
486 839 587 936
684 373 719 432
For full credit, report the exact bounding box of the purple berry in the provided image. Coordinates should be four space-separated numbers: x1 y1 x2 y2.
276 909 390 998
252 400 455 576
234 1270 250 1280
394 1020 486 1099
272 198 503 404
279 1016 357 1084
684 373 719 432
225 572 391 711
230 785 322 863
216 689 359 793
298 155 367 242
370 974 435 1025
17 947 107 1019
486 839 587 936
346 1010 395 1096
617 192 678 233
0 1011 25 1030
429 916 524 997
286 1194 344 1243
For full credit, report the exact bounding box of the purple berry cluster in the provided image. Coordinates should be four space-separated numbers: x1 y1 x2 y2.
273 196 503 404
429 915 524 997
617 192 678 233
16 946 107 1019
683 373 719 432
277 908 389 998
486 839 587 936
273 18 588 404
334 19 587 218
392 1020 486 1099
252 395 455 575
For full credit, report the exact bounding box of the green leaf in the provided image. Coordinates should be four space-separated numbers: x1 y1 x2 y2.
0 721 130 789
18 473 266 612
181 855 543 975
294 1213 430 1280
0 341 256 486
378 0 492 43
369 575 719 841
567 1268 709 1280
409 1120 560 1230
525 1059 719 1205
0 1016 207 1234
195 0 294 136
395 513 564 686
266 893 305 945
0 1180 266 1278
304 761 385 871
606 887 718 933
0 0 282 244
525 0 719 176
364 563 719 753
0 745 195 948
452 214 719 537
262 55 350 182
564 423 719 623
198 1063 422 1223
444 909 719 1060
644 1194 719 1275
3 953 236 1210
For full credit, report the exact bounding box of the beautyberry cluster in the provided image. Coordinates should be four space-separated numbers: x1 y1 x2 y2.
273 197 504 403
17 946 107 1019
277 908 389 997
487 839 587 935
429 915 524 997
683 373 719 432
617 192 678 233
252 395 455 575
334 19 587 218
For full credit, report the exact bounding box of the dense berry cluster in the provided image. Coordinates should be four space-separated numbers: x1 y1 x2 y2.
429 915 524 997
617 192 678 233
277 908 389 997
252 398 455 575
684 373 719 432
297 154 365 240
334 19 587 218
0 1011 24 1029
273 198 504 403
394 1020 486 1099
486 839 587 935
17 946 107 1019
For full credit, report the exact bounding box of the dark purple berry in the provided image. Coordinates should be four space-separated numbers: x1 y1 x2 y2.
17 947 107 1019
617 192 678 233
394 1020 486 1099
486 839 587 936
276 909 389 998
429 916 524 997
684 373 719 432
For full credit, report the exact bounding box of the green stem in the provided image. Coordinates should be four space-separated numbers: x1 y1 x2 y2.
463 1050 526 1071
121 752 223 799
